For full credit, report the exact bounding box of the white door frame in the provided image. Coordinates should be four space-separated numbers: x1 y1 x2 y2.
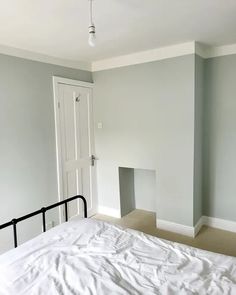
52 76 95 223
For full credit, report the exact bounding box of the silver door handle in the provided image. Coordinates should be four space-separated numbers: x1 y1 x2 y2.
91 155 96 166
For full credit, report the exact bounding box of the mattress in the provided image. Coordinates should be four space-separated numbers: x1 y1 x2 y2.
0 218 236 295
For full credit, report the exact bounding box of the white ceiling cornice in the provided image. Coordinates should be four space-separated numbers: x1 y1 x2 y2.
206 43 236 58
1 42 236 73
194 42 236 59
92 42 236 72
92 42 195 72
0 44 91 71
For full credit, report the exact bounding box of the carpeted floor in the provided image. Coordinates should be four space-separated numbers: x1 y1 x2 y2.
94 209 236 257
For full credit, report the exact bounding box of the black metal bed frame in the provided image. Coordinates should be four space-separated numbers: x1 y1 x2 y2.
0 195 87 249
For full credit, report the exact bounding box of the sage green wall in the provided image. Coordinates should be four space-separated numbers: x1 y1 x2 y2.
0 54 92 252
119 167 135 216
93 55 196 227
134 169 156 212
203 54 236 221
193 55 204 224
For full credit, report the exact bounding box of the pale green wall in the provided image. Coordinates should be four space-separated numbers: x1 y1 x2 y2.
93 55 196 226
193 55 204 224
134 169 156 212
119 167 135 216
203 54 236 221
94 53 236 226
0 53 92 252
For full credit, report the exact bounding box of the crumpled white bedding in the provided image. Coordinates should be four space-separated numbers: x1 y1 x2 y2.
0 218 236 295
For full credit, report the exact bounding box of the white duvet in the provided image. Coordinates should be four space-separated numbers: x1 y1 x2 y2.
0 218 236 295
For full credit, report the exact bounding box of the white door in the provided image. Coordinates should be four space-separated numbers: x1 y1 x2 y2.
53 78 97 220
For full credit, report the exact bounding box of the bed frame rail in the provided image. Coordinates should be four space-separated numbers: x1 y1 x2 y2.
0 195 87 248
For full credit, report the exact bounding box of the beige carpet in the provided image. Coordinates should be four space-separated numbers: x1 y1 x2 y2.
94 209 236 257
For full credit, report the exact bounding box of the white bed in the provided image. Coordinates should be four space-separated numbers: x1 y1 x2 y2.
0 218 236 295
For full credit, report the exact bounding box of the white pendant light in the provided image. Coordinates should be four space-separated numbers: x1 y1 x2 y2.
88 0 96 47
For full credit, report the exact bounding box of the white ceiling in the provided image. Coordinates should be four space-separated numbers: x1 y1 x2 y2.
0 0 236 63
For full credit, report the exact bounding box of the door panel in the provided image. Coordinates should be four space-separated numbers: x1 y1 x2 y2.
66 170 78 217
75 92 90 159
81 166 92 210
57 82 96 219
62 85 77 162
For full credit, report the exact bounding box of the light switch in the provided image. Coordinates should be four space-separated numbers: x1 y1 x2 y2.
98 122 103 129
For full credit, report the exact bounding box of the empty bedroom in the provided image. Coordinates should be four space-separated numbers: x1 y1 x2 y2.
0 0 236 294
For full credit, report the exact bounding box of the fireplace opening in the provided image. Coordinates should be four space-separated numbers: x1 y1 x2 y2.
119 167 156 217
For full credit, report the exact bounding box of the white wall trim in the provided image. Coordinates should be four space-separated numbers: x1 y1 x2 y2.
53 76 94 88
194 216 204 236
1 41 236 73
0 44 91 71
98 206 121 218
203 216 236 233
156 218 195 238
155 216 236 238
206 43 236 59
92 41 236 72
195 42 210 59
195 43 236 59
52 76 64 223
92 42 196 72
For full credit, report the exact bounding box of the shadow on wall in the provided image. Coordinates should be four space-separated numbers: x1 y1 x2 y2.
119 167 156 217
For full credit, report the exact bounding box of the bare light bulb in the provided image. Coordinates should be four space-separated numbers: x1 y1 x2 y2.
88 25 96 47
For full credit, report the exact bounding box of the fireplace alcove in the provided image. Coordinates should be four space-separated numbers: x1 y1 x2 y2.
119 167 156 217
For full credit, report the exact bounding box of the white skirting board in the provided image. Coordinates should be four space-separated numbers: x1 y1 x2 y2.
96 206 236 237
202 216 236 233
156 219 196 238
156 216 236 238
97 206 121 218
194 217 204 236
